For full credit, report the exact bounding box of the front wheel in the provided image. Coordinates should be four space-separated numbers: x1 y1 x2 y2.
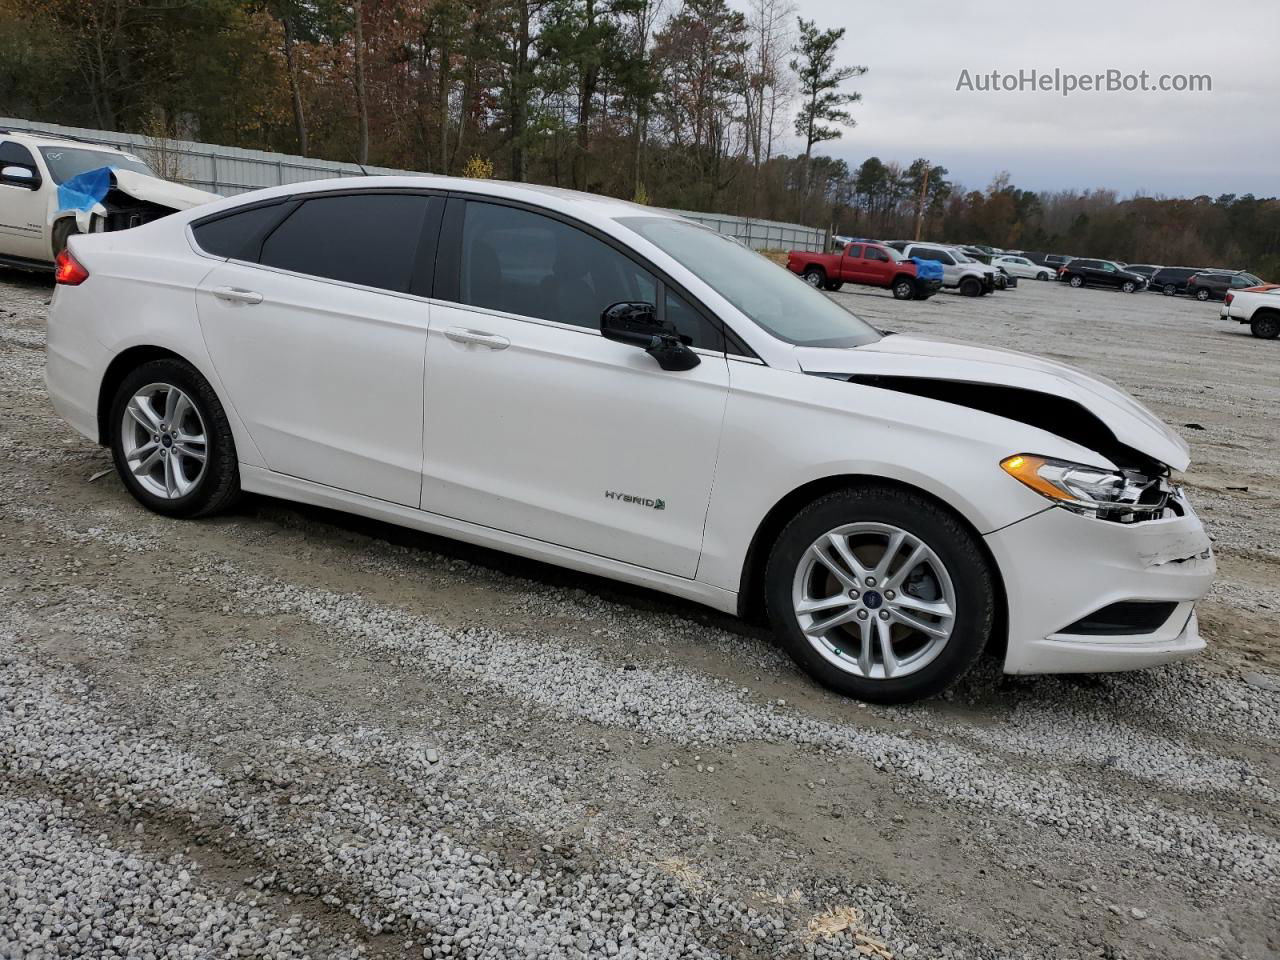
802 267 825 288
51 218 80 258
1251 313 1280 339
1121 280 1137 293
1196 288 1211 301
1163 284 1177 296
765 487 994 704
892 278 915 300
959 277 981 297
109 358 241 518
1036 271 1049 281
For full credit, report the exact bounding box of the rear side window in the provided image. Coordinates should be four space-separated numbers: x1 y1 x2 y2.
192 202 293 260
844 244 864 258
259 194 432 293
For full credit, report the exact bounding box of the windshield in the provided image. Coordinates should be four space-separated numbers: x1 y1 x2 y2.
883 246 905 262
1242 273 1263 285
951 250 976 263
38 146 155 184
617 216 881 349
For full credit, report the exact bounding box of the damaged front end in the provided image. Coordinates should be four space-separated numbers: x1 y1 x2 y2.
54 166 217 236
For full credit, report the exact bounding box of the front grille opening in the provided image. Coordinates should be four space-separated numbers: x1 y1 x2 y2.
1061 601 1179 636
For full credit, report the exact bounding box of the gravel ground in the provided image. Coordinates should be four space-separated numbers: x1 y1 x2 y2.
1 268 1278 960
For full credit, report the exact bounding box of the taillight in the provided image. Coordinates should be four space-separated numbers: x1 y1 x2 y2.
54 249 89 285
1225 292 1234 305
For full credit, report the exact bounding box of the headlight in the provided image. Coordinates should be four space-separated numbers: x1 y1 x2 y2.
1000 454 1169 521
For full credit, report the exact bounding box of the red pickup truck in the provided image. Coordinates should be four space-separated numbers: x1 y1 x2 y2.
786 240 941 300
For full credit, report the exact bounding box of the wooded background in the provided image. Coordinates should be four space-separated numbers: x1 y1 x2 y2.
2 0 1276 276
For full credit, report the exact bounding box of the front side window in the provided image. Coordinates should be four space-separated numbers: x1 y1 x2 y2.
865 247 890 262
617 215 881 349
38 146 154 184
259 193 431 293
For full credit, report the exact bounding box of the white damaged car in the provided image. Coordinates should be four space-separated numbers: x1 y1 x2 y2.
45 176 1216 703
0 127 215 272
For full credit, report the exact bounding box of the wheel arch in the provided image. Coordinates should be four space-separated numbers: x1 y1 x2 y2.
96 345 198 446
735 474 1008 658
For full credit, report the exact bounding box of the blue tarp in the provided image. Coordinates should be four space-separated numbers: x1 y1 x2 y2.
909 256 944 282
56 166 114 215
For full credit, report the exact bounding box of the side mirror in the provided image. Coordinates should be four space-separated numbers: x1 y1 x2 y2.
599 301 700 371
0 165 39 189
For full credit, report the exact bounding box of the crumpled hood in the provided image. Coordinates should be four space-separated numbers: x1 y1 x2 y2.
795 334 1191 471
109 168 218 209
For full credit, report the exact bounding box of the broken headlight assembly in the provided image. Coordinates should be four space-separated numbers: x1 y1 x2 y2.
1000 454 1170 522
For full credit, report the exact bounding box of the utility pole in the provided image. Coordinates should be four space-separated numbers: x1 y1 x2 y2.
913 166 930 241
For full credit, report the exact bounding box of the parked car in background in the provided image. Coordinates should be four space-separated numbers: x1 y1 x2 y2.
890 242 995 296
1123 264 1161 283
0 127 216 271
1185 270 1266 302
993 255 1055 281
1222 287 1280 338
1058 259 1147 292
44 174 1215 703
1044 254 1074 270
1149 266 1199 296
787 240 942 300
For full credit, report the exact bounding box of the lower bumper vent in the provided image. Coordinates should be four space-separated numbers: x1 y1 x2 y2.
1062 601 1179 637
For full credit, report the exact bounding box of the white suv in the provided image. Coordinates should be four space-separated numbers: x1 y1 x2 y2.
0 127 214 271
893 242 995 296
45 177 1215 703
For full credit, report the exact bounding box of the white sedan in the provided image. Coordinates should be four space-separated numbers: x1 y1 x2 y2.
46 176 1215 703
993 255 1057 281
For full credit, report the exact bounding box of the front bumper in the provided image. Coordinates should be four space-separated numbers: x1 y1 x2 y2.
986 493 1215 675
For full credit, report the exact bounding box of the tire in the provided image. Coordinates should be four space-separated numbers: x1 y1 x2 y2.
51 218 79 258
1036 271 1049 281
1069 275 1084 288
1163 284 1177 296
959 277 981 297
1251 312 1280 339
803 267 825 288
891 277 915 300
823 280 843 291
1195 288 1211 301
764 486 995 704
109 358 240 518
1121 280 1137 293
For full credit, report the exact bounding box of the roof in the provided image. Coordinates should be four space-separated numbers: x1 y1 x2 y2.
0 127 136 153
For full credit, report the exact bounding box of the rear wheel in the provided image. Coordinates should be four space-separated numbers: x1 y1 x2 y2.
1196 288 1211 301
892 277 915 300
1251 313 1280 339
1069 275 1084 288
959 277 981 297
765 486 994 704
803 267 825 288
109 358 241 518
1163 284 1177 296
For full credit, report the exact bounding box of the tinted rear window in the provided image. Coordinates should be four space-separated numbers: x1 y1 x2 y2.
192 202 292 260
260 194 432 293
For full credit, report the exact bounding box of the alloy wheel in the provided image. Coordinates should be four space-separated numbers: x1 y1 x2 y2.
120 382 208 499
792 522 956 680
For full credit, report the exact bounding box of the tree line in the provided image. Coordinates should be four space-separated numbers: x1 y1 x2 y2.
2 0 1275 277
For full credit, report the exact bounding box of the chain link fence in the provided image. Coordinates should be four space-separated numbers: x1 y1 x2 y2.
2 117 826 252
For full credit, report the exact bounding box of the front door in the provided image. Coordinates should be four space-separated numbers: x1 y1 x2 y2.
195 192 441 506
419 199 730 577
0 139 48 261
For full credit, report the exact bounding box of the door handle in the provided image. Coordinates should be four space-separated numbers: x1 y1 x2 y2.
444 327 509 350
212 286 263 305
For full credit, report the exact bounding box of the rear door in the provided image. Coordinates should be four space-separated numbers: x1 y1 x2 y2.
839 244 865 283
418 197 731 577
194 191 442 506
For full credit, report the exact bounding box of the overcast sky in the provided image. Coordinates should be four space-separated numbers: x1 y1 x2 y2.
774 0 1279 198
